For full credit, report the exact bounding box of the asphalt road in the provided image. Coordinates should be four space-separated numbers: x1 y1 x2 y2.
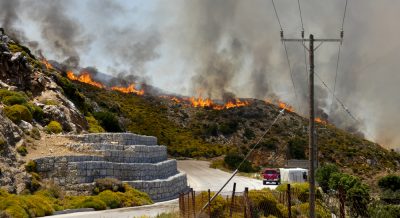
177 160 277 193
47 160 276 218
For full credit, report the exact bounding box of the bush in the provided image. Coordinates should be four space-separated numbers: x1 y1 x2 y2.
85 115 105 133
378 174 400 192
30 127 41 140
276 183 321 203
288 137 306 159
219 119 239 135
65 196 107 210
196 192 227 218
329 172 370 217
368 203 400 218
119 184 152 206
16 145 27 156
243 128 255 139
3 95 27 105
0 136 6 151
291 202 330 218
316 164 339 193
30 105 44 121
93 178 125 194
25 160 37 173
93 111 123 132
249 189 285 217
224 153 255 173
4 104 32 123
98 190 122 209
0 194 54 217
45 121 63 134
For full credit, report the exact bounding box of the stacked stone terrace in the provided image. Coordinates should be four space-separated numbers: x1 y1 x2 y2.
34 133 188 201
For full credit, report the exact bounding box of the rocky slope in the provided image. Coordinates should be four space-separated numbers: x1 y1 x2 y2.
0 31 88 193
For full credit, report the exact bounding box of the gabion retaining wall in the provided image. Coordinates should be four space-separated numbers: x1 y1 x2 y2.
33 133 188 201
68 133 157 145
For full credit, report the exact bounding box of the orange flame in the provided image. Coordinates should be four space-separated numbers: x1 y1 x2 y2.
41 59 53 70
190 97 214 108
67 71 105 88
315 117 327 125
278 101 294 112
171 97 181 103
111 84 144 95
186 97 249 110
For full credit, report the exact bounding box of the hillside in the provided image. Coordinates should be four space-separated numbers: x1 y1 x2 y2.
0 30 398 193
67 80 400 189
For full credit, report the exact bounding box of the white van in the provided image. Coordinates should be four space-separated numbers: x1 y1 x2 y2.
279 168 308 183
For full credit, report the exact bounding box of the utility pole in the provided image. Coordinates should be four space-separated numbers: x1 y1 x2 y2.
281 32 342 218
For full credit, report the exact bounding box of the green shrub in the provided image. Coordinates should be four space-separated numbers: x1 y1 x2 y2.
316 164 339 193
30 105 44 121
249 189 285 217
276 183 321 203
378 174 400 192
0 136 6 151
0 194 54 217
16 145 27 156
30 127 41 140
224 153 255 173
86 115 105 133
291 202 330 218
196 192 227 218
25 160 37 173
98 190 122 209
288 137 306 159
219 120 239 135
45 121 63 134
93 111 123 132
118 184 152 206
65 196 106 210
329 172 370 217
243 128 255 139
93 178 125 194
4 104 32 123
3 95 27 105
368 203 400 218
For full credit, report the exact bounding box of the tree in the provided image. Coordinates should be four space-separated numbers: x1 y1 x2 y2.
316 164 339 193
329 172 370 217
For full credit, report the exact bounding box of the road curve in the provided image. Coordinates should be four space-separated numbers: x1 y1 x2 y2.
177 160 277 193
47 160 275 218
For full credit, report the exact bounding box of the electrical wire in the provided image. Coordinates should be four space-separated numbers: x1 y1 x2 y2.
329 0 349 113
200 108 286 213
272 0 301 112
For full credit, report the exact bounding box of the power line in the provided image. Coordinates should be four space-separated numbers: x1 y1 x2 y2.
272 0 301 112
271 0 283 31
200 108 286 213
297 0 309 103
297 0 305 31
329 0 349 113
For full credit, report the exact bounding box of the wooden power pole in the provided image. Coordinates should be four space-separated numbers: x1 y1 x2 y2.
281 33 342 218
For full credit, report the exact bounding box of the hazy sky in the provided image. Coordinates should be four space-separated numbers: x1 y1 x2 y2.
2 0 400 148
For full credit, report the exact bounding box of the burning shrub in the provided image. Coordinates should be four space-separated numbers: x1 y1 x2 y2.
45 121 63 134
4 104 32 123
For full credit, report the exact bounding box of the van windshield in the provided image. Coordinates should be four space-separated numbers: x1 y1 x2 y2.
264 170 277 174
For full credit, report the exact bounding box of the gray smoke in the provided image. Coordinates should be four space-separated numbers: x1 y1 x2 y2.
1 0 400 148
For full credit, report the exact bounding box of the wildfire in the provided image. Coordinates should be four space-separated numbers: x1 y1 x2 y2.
111 84 144 95
171 97 181 103
41 59 53 70
278 101 295 113
67 71 105 89
315 117 328 125
187 96 249 110
189 97 214 108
